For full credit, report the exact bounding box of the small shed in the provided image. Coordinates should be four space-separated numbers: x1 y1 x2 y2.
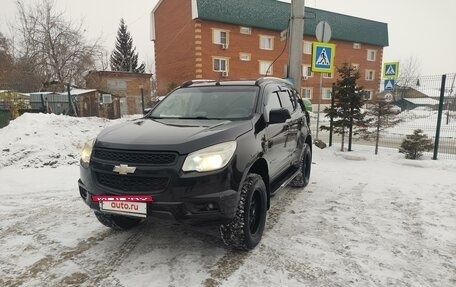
398 97 439 110
72 88 122 119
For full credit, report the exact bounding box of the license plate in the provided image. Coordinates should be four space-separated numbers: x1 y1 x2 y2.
100 201 147 218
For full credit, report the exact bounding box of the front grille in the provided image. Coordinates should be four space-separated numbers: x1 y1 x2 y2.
93 148 177 165
96 173 169 192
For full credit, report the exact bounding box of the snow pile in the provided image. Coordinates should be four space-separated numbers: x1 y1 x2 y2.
0 113 134 168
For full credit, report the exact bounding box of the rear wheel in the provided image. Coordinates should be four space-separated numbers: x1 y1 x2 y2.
220 174 267 250
94 211 143 230
289 143 312 188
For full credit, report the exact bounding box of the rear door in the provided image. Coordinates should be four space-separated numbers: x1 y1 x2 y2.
263 84 294 179
276 85 301 164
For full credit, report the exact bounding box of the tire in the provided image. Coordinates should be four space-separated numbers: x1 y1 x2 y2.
220 174 267 250
94 211 143 230
289 143 312 188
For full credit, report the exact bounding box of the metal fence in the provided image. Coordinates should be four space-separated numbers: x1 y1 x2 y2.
311 73 456 159
0 101 11 128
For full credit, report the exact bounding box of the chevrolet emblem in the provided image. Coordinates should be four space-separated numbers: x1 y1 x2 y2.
113 164 137 175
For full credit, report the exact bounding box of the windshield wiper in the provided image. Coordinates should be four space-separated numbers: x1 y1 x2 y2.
177 116 210 120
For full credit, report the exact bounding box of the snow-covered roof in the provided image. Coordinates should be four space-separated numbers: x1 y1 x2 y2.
412 85 455 99
403 97 439 105
29 92 56 96
59 88 97 96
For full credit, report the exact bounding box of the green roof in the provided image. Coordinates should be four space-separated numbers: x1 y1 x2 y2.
196 0 388 47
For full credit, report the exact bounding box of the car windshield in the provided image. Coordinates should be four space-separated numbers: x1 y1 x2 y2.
150 86 259 120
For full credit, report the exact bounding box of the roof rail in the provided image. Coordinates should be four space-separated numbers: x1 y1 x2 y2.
255 77 293 86
179 79 216 88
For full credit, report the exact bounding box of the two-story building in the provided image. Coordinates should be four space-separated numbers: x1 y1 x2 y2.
151 0 389 106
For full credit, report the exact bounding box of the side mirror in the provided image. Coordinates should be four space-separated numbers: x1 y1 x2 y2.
269 108 291 124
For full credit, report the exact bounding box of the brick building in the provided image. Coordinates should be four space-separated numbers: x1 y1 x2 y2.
151 0 389 106
86 71 152 116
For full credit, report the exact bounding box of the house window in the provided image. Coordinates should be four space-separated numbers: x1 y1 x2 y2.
259 61 273 75
213 29 229 45
303 41 312 54
351 63 360 70
302 65 313 78
353 43 361 49
323 72 332 78
364 90 373 100
367 49 377 61
301 87 312 99
239 53 251 61
259 35 274 50
102 94 112 104
322 88 332 100
213 57 228 72
365 69 375 81
240 27 251 35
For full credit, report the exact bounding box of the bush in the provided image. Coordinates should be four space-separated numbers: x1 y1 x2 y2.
399 129 434 159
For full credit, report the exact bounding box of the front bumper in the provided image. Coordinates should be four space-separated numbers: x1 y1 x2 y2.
78 163 240 223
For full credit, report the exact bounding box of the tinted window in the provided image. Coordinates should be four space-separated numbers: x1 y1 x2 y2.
277 90 295 113
265 92 281 115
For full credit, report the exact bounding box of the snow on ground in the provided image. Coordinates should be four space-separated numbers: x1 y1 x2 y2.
391 109 456 139
1 113 456 286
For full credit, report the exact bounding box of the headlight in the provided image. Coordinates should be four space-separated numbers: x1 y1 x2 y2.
182 141 237 172
80 139 95 165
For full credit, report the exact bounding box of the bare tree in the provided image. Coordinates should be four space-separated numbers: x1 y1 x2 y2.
0 33 13 89
11 0 103 88
395 55 422 100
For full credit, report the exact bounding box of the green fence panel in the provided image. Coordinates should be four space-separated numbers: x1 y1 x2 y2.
0 109 11 128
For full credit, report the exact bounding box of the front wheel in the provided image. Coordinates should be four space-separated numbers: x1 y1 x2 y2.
94 211 143 230
220 174 267 250
289 143 312 188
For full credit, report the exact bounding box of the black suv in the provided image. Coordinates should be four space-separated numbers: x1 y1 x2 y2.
78 77 312 250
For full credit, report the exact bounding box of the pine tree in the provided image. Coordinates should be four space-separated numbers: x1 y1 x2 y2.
321 63 371 151
110 18 145 73
363 101 401 155
399 129 434 159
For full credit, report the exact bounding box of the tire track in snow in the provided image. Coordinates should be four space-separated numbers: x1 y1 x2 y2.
3 229 113 287
63 221 224 287
0 189 77 238
77 225 148 286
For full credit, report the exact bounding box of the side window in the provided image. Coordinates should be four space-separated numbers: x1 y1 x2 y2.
277 90 295 113
265 92 281 116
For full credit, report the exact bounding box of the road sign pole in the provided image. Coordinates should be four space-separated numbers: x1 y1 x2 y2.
316 72 323 139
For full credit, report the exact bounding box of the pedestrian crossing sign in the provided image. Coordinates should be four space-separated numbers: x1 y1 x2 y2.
384 79 395 91
312 42 335 73
383 62 399 78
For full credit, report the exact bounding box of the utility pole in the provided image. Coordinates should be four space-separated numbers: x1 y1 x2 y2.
288 0 305 92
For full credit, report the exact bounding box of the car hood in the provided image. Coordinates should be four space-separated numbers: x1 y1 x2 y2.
95 118 253 154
